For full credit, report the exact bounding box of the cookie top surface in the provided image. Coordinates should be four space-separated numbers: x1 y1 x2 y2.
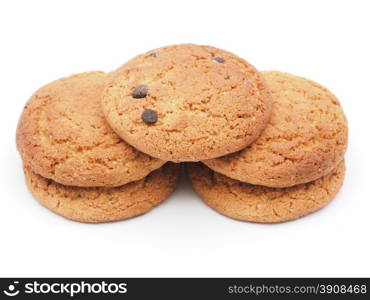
187 161 345 223
203 71 348 187
24 163 180 223
16 72 164 187
102 44 272 162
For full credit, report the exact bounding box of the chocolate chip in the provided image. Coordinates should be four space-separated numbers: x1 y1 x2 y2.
148 52 157 57
210 52 215 57
224 76 230 80
141 109 157 124
132 85 148 98
213 57 225 63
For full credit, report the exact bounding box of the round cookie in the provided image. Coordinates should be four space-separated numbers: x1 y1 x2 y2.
102 44 272 162
24 163 180 223
204 71 348 187
16 72 165 187
187 162 345 223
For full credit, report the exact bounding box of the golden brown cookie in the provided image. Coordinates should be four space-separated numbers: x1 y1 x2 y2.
16 72 165 187
204 71 348 187
187 162 345 223
24 163 180 223
102 44 272 162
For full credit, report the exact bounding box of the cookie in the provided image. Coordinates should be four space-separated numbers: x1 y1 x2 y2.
24 163 180 223
203 71 348 187
187 161 345 223
16 72 165 187
102 44 272 162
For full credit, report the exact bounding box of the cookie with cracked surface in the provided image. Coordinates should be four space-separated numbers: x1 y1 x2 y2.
16 72 165 187
187 161 345 223
203 71 348 187
24 163 180 223
102 44 272 162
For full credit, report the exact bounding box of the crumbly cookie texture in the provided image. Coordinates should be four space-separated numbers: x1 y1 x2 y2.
102 44 272 162
24 163 180 223
187 161 345 223
16 72 165 187
203 71 348 188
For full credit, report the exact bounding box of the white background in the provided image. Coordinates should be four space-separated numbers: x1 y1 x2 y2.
1 0 369 277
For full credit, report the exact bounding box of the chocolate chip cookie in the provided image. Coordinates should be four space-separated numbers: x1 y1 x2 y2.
102 44 272 162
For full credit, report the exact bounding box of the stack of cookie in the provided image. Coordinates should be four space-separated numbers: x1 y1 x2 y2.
16 72 180 223
16 44 348 223
188 71 347 223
